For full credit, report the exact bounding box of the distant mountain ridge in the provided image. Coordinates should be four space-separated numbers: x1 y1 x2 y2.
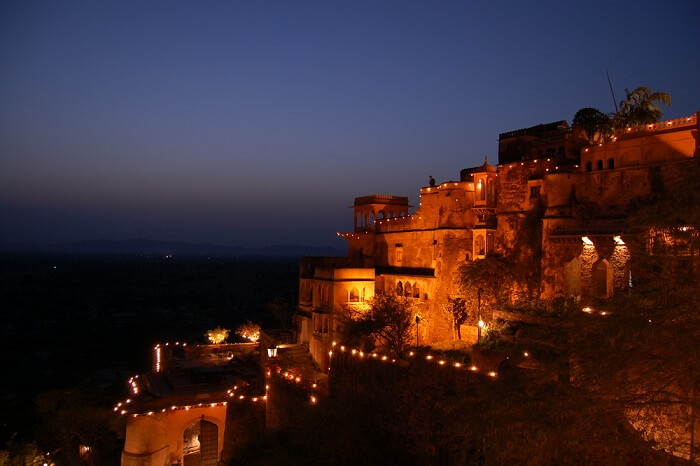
0 238 344 258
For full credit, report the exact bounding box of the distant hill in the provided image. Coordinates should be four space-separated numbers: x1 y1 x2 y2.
0 239 345 258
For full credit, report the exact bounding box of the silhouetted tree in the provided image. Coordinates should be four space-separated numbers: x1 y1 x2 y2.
266 296 293 330
444 296 469 340
573 107 614 143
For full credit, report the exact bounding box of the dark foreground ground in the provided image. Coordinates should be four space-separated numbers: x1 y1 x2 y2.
0 253 298 459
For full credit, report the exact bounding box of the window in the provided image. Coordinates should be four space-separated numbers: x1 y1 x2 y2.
349 287 359 302
529 186 540 199
432 240 438 260
475 235 485 256
597 160 603 170
608 157 615 169
586 161 592 172
395 243 403 263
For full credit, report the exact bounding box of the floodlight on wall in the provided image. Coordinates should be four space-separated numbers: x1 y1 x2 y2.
614 236 625 245
581 236 594 245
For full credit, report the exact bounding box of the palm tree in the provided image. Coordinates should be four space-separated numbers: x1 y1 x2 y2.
615 86 671 128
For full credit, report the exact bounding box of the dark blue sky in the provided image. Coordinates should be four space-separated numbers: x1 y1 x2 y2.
1 1 698 248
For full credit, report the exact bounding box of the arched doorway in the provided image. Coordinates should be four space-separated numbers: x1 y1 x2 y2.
564 258 581 298
592 259 612 298
184 419 218 466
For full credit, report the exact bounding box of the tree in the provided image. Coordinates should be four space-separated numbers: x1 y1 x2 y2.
266 296 293 330
235 321 260 342
458 254 519 312
615 86 671 128
340 291 416 356
34 388 125 465
443 296 470 340
573 107 614 143
205 326 230 344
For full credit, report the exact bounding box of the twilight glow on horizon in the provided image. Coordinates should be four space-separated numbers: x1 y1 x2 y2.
1 1 698 248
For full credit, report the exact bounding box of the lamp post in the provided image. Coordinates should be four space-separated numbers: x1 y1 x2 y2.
477 288 483 342
415 314 421 347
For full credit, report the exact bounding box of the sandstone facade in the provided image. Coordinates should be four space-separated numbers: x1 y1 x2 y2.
297 114 699 369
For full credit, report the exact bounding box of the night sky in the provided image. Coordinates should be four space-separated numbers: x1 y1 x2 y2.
2 1 698 248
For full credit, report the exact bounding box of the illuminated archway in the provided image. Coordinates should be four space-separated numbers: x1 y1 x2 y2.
183 419 218 466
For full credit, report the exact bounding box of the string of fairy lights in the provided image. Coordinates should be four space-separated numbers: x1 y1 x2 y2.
116 341 267 417
328 341 500 378
114 382 269 418
119 314 621 419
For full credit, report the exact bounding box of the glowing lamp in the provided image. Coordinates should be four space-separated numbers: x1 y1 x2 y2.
581 236 593 245
267 347 278 358
478 320 484 328
614 236 625 245
582 307 592 313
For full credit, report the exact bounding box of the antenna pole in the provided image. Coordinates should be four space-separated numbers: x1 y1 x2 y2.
606 69 618 113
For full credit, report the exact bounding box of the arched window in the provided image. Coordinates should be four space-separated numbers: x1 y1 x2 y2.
396 281 403 295
608 157 615 169
349 287 359 302
586 161 592 172
413 284 420 298
404 283 412 297
478 179 486 201
597 160 603 170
